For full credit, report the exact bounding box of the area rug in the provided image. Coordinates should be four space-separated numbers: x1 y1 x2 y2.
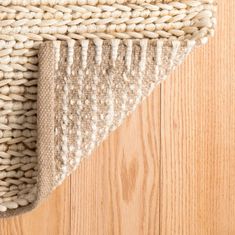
0 0 216 217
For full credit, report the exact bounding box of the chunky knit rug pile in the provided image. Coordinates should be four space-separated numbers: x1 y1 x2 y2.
0 0 216 217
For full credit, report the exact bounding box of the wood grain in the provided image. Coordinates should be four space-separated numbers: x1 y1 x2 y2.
160 1 235 234
0 0 234 234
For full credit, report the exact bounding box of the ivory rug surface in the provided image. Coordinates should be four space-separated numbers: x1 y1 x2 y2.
0 0 216 217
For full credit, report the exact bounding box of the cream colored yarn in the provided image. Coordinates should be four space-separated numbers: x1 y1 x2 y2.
0 0 216 217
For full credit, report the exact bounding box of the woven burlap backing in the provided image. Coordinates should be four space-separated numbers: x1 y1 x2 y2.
36 43 56 204
36 39 196 191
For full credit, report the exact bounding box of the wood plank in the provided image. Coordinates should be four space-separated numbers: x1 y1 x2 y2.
160 0 235 234
70 88 161 235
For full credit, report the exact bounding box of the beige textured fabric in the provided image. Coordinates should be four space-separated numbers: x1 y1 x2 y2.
36 43 56 205
38 39 199 193
0 0 216 217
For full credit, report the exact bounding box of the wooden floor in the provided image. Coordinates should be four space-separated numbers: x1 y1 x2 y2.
0 1 234 234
